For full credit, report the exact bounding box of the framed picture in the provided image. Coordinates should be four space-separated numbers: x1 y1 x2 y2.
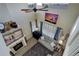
4 34 13 45
45 13 58 24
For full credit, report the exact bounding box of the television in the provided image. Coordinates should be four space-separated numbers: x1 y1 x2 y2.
45 13 58 24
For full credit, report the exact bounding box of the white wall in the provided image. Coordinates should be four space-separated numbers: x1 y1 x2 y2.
0 3 11 22
0 33 10 56
37 4 79 35
0 3 35 39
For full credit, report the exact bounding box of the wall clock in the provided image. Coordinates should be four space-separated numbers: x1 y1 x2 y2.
0 23 5 32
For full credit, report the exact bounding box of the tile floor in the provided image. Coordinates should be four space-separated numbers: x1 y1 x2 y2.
15 37 37 56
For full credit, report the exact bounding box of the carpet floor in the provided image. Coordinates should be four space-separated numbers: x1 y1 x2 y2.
23 42 53 56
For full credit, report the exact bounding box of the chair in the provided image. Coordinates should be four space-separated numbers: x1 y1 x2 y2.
30 21 42 40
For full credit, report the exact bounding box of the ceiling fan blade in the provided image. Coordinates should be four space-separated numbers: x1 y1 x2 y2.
38 9 48 11
21 9 33 13
21 9 31 11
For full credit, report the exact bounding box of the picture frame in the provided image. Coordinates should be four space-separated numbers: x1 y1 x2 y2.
45 13 58 24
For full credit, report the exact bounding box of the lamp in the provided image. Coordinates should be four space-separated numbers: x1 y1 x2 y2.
58 36 65 45
58 39 63 45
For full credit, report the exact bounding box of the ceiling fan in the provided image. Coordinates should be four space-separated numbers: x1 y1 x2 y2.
21 4 48 28
21 5 48 13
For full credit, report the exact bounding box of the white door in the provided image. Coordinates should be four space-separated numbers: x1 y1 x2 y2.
63 16 79 56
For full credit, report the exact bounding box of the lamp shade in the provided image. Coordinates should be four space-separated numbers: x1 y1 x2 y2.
58 39 63 45
58 36 65 45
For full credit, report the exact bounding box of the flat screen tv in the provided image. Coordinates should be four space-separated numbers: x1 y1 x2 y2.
45 13 58 24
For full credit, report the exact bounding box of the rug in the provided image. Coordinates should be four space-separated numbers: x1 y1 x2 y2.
23 42 53 56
